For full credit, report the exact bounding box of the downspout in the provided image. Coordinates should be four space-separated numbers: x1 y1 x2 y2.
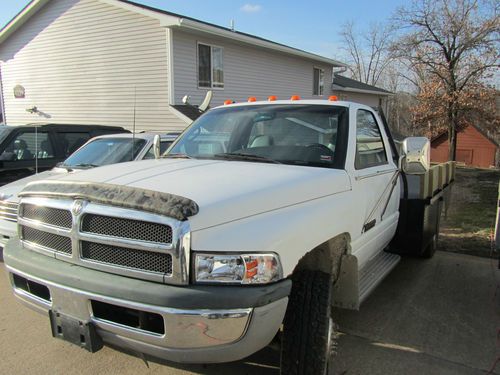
0 64 6 124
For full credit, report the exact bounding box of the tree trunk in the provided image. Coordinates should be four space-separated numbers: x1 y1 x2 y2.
449 125 457 161
447 104 458 161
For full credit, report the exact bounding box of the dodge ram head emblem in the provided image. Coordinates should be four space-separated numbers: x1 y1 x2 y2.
71 200 84 216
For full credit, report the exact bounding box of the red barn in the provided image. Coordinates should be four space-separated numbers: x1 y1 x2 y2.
431 124 499 168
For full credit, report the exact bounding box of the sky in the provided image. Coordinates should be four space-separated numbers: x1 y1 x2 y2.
0 0 408 61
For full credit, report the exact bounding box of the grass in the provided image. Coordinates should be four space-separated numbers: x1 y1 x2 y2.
439 166 499 258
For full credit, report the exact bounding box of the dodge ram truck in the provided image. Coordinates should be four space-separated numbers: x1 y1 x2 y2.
3 98 454 374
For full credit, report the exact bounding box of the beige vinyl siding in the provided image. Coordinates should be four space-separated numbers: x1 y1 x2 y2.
0 0 186 132
172 30 333 106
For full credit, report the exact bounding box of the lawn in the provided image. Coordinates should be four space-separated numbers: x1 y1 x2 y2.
439 166 499 258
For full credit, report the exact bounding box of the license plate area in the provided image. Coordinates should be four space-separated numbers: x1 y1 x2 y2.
49 311 103 352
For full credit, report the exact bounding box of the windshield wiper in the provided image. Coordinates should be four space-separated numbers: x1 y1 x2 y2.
71 163 99 169
162 153 194 159
213 153 281 164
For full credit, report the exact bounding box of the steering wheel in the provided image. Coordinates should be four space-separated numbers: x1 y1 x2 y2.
304 143 335 161
305 143 334 153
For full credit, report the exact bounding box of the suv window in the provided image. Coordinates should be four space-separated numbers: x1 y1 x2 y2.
0 127 9 144
0 131 54 161
355 109 387 169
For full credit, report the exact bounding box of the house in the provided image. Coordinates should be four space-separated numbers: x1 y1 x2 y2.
0 0 353 132
332 74 392 113
431 124 499 168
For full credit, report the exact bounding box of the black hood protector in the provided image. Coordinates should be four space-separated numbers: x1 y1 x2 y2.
19 180 199 221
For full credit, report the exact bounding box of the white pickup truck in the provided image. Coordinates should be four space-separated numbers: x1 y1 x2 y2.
3 99 454 374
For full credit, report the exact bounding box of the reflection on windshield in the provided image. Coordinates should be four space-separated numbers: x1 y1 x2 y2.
168 105 348 169
62 138 147 168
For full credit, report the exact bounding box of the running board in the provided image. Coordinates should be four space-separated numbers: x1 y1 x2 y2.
359 251 400 304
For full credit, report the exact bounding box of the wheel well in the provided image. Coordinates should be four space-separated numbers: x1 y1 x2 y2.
293 233 351 281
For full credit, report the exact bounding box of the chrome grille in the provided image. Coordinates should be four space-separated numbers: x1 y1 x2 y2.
18 197 188 284
0 200 19 223
22 226 72 254
20 203 72 229
81 214 172 243
81 241 172 274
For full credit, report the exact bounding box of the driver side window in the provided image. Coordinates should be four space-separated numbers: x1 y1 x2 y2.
355 110 388 169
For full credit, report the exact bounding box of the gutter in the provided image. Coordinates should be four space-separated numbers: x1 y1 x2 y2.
0 0 50 45
332 84 393 96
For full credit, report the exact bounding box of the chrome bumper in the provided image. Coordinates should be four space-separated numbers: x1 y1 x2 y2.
6 266 288 363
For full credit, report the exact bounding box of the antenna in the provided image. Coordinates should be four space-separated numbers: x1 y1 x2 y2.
132 86 136 161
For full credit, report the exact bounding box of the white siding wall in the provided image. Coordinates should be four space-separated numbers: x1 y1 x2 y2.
172 30 333 106
0 0 186 131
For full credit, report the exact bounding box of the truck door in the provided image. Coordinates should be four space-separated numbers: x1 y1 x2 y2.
348 107 400 268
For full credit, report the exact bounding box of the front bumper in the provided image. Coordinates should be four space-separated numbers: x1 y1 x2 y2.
4 240 290 363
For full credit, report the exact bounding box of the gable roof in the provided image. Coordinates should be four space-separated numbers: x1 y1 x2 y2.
0 0 346 68
332 74 392 96
431 124 499 148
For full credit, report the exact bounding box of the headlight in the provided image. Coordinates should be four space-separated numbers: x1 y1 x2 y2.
194 253 282 285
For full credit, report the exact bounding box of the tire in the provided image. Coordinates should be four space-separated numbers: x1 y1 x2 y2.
281 270 337 375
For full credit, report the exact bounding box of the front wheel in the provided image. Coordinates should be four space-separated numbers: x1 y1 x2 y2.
281 270 337 375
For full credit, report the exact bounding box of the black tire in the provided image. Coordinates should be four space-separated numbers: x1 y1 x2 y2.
281 270 336 375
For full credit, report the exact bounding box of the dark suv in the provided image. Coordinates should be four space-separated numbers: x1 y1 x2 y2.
0 124 129 186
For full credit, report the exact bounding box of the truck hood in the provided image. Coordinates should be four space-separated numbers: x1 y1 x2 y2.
32 159 352 230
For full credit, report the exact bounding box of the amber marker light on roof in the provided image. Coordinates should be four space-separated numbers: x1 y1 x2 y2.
248 97 257 102
290 95 301 101
268 95 278 101
329 95 338 101
224 100 233 105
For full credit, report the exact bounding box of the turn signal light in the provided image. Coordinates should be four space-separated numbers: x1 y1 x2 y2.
248 97 257 102
329 95 338 101
290 95 301 101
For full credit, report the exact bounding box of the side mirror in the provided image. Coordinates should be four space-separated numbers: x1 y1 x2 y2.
153 134 161 159
400 137 430 175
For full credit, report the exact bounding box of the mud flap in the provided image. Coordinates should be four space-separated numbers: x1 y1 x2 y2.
49 311 103 353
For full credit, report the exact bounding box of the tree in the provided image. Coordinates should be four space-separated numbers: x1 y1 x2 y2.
339 22 394 86
393 0 499 160
412 77 499 139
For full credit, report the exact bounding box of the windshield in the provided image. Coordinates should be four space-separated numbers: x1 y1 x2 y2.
0 127 11 145
168 104 348 168
62 138 147 168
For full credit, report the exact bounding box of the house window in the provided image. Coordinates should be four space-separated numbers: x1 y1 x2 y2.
313 67 324 96
198 43 224 89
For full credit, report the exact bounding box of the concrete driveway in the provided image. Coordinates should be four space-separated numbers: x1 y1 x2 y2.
0 251 498 374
